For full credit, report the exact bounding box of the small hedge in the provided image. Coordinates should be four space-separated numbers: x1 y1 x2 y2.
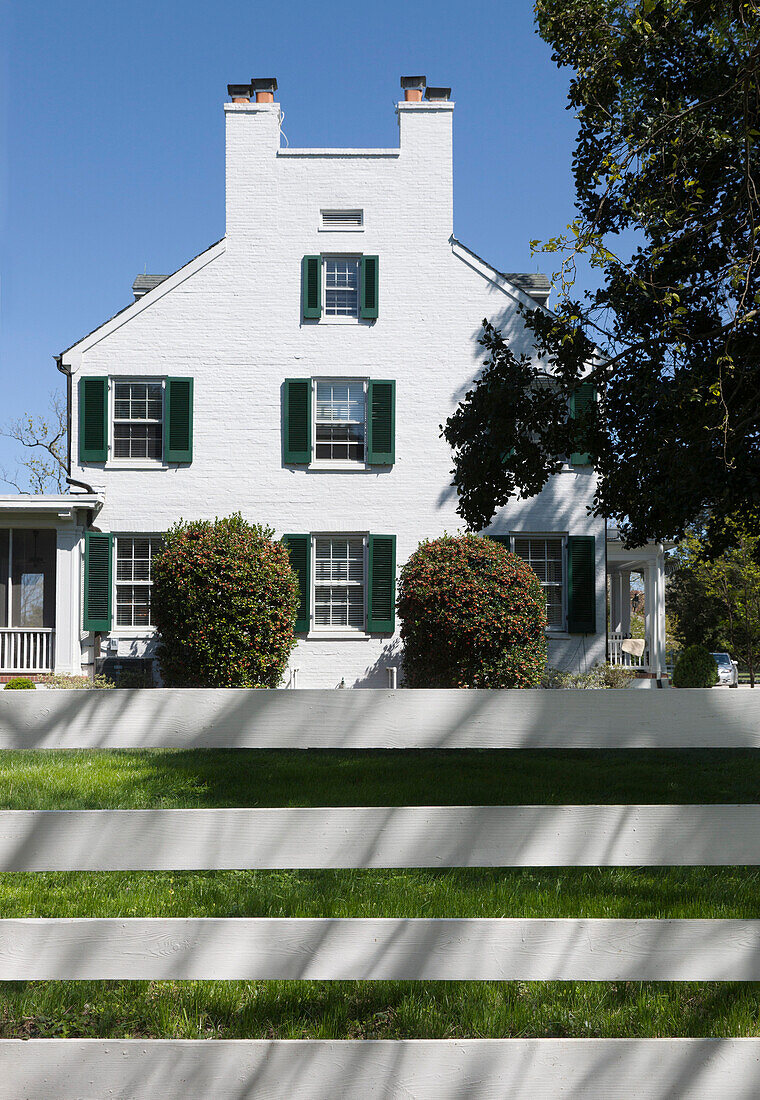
398 533 547 688
672 644 719 688
3 677 35 690
151 514 299 688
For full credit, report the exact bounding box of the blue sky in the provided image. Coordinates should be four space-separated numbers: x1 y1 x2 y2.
0 0 589 479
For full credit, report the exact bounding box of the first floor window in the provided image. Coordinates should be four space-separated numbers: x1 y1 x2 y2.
512 535 565 630
314 536 365 629
324 257 360 317
115 536 162 627
315 380 366 461
113 381 163 460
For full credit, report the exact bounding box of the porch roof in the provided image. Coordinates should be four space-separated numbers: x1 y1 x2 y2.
606 525 676 572
0 494 103 520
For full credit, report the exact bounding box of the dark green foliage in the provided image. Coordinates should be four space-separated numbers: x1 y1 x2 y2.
445 1 760 551
397 533 547 687
672 644 719 688
3 677 35 690
151 514 299 687
116 670 156 689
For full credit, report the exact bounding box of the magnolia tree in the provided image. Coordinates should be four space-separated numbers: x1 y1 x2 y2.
397 534 547 688
151 514 299 687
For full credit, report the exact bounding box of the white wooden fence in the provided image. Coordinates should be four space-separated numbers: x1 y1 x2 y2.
1 687 760 1098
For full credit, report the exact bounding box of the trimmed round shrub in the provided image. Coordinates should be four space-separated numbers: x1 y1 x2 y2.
3 677 35 690
672 644 719 688
151 514 300 687
398 534 547 688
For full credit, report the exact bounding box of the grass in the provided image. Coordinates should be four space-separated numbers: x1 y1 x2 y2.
2 748 760 1039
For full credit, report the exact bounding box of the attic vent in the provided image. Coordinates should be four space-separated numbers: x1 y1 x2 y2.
320 209 364 230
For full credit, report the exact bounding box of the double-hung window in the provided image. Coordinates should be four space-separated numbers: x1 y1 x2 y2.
314 536 366 630
113 382 163 461
115 536 162 628
512 535 565 630
314 381 366 462
324 258 360 318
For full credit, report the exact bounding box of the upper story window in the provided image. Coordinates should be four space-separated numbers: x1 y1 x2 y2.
315 381 366 461
283 378 394 467
78 377 193 467
113 382 163 461
302 255 378 322
324 258 360 318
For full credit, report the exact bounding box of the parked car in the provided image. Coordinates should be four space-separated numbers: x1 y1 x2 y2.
711 652 740 687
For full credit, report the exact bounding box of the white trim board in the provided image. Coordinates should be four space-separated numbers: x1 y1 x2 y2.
2 918 760 981
1 687 759 748
4 1038 760 1100
1 804 759 870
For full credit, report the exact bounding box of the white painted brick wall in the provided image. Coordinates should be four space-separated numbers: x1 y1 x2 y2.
63 99 606 686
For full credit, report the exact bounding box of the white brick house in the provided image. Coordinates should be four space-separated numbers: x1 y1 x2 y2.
0 77 669 686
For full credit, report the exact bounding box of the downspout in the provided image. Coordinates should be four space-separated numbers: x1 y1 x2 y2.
55 354 72 479
56 355 98 502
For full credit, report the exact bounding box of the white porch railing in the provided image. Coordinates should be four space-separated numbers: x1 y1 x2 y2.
608 631 650 669
0 629 55 674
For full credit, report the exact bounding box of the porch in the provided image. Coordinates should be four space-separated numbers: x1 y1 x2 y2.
0 495 102 678
606 527 672 678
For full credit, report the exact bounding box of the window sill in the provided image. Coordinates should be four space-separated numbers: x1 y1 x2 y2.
317 316 361 325
109 628 156 637
106 462 167 471
308 462 369 472
306 631 372 641
318 226 364 233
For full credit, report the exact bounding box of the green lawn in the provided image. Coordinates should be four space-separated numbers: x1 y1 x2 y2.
1 748 760 1039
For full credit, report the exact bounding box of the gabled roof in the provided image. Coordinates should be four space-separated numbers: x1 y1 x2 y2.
58 237 225 359
451 237 551 307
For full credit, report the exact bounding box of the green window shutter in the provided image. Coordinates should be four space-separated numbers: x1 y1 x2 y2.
283 534 310 632
302 255 321 319
360 255 379 319
83 531 113 632
164 378 193 463
569 382 596 465
79 377 108 463
567 535 596 633
283 379 312 463
367 380 395 464
367 534 396 633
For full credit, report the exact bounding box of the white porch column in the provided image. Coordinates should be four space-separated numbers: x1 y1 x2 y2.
618 571 631 636
54 527 84 675
651 548 667 678
610 571 627 634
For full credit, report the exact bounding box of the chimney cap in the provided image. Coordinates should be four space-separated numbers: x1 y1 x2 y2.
425 86 451 102
400 75 426 90
227 83 252 100
251 77 278 92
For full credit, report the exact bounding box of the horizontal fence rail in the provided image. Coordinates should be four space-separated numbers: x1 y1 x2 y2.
2 687 760 748
5 1038 760 1100
3 689 760 1098
2 804 760 870
2 918 760 981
